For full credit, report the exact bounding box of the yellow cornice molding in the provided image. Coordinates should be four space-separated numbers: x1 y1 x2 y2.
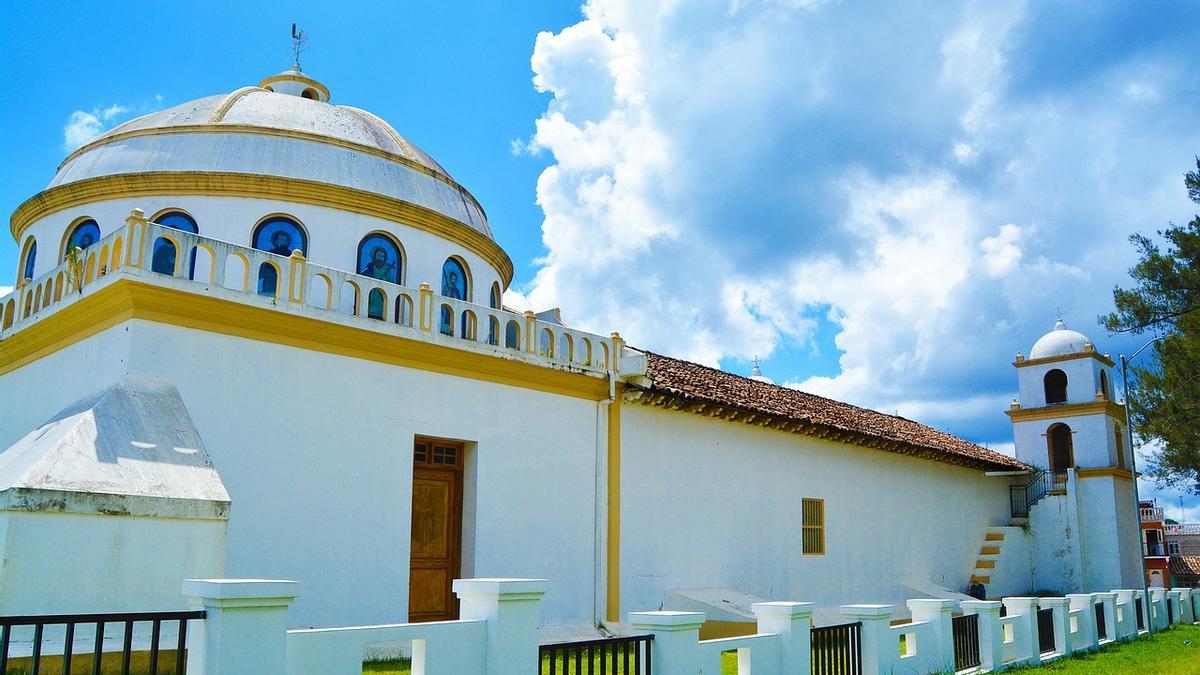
257 72 331 101
0 279 606 400
53 123 486 221
10 172 513 287
1014 350 1115 369
1076 467 1135 480
1005 399 1126 422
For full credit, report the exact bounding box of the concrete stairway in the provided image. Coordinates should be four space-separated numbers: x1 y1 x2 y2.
969 527 1008 586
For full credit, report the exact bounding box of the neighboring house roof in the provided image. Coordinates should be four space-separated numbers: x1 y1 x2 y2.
632 351 1028 472
1169 556 1200 576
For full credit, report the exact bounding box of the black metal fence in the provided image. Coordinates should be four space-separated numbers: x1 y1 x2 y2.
1036 608 1055 655
0 610 204 675
811 621 862 675
1167 598 1175 625
950 613 980 671
539 634 653 675
1136 598 1145 631
1010 470 1068 518
1094 603 1107 641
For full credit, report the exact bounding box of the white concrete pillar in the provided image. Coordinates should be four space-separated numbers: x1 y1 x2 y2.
1039 598 1069 658
453 578 548 675
1093 592 1117 643
1002 597 1040 666
1133 590 1150 633
752 601 813 675
1181 588 1199 624
628 611 704 675
1150 589 1168 630
906 599 955 673
183 579 299 675
960 601 1003 673
841 605 894 675
1166 590 1182 625
1065 594 1097 653
1112 590 1137 639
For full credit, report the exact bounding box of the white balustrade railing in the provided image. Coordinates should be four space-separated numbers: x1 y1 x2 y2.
1 209 619 377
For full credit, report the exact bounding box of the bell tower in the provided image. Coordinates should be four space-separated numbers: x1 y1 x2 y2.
1007 319 1142 592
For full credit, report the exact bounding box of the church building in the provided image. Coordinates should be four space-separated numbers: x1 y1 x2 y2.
0 65 1143 635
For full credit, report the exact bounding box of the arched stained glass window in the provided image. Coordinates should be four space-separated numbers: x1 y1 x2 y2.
65 220 101 257
357 234 402 284
505 320 521 350
258 262 279 297
150 237 177 275
490 283 501 309
21 238 37 281
252 216 308 257
367 288 386 320
153 211 198 279
441 258 468 300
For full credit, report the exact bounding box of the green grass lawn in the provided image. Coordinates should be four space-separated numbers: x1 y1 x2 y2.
1011 623 1200 674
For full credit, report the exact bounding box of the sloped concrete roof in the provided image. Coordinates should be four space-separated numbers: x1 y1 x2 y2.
0 375 229 519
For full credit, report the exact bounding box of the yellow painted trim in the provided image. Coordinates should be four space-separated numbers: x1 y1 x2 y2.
1077 467 1135 480
606 382 623 623
258 72 330 101
1014 350 1115 369
54 123 485 221
1005 400 1126 422
11 172 513 288
0 279 609 401
699 622 758 640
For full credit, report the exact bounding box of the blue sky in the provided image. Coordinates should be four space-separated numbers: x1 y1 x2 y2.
2 1 1199 513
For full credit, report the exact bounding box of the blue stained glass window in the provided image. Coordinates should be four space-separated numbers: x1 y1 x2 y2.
257 262 279 297
356 234 401 284
150 237 177 275
21 239 37 280
153 211 198 278
441 258 468 300
66 220 101 255
252 217 307 257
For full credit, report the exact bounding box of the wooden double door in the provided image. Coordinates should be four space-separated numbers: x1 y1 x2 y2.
409 438 464 622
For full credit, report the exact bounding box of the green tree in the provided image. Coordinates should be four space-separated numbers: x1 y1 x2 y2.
1101 158 1200 492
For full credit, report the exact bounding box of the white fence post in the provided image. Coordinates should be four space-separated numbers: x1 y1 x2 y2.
1065 594 1097 653
752 602 813 674
1168 590 1183 625
1039 598 1069 658
453 578 547 675
960 600 1002 673
1093 592 1117 643
183 579 299 675
1177 588 1196 624
906 599 955 673
628 611 704 675
1002 597 1040 666
1150 589 1168 630
1112 590 1136 639
840 605 893 675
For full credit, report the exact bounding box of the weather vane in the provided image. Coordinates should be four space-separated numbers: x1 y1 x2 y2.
290 23 309 70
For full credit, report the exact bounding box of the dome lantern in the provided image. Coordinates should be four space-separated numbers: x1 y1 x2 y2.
259 65 330 102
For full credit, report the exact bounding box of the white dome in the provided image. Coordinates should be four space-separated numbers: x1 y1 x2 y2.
47 71 491 240
1029 320 1091 359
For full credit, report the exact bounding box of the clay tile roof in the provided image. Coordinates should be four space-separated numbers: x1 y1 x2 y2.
1169 556 1200 576
634 351 1028 472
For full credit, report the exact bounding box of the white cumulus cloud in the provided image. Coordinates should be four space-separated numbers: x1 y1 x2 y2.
521 0 1200 443
62 103 132 151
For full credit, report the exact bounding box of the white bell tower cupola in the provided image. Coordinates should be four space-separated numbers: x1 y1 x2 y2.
1007 319 1126 471
1007 317 1143 592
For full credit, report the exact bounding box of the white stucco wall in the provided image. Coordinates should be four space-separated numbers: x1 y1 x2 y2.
1077 476 1143 590
617 403 1013 615
0 319 602 628
15 195 504 300
0 510 226 614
